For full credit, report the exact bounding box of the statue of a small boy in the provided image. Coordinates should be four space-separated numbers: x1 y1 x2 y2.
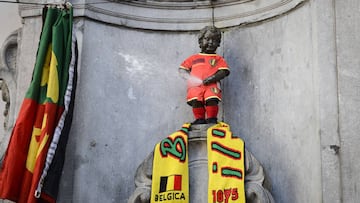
179 26 230 124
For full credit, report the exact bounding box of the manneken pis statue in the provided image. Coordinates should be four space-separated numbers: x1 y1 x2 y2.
179 26 230 124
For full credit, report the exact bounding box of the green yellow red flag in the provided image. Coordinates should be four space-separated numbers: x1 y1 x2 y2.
0 6 75 203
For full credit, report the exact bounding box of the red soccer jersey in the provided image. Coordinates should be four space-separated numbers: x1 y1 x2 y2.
179 53 229 81
180 53 229 104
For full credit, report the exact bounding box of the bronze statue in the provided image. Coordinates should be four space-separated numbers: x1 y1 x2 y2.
179 26 230 124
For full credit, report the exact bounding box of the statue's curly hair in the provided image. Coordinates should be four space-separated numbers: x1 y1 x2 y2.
198 26 222 45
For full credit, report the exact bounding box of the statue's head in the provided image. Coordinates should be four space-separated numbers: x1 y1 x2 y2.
198 26 221 54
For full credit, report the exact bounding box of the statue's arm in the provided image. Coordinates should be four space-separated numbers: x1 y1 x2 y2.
127 151 154 203
203 69 230 85
178 67 190 80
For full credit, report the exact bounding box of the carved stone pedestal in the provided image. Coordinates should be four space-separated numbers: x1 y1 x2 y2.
128 124 274 203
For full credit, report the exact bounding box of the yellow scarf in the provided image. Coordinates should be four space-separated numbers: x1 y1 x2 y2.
151 122 245 203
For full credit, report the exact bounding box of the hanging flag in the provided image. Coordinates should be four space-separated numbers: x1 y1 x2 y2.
0 5 75 203
37 18 78 203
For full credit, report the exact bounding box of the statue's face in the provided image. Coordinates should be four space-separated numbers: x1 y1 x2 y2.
199 31 220 54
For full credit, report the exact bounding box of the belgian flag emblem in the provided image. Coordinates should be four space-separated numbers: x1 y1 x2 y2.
159 175 182 193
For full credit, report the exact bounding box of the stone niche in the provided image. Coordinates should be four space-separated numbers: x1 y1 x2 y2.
63 0 306 31
16 0 328 203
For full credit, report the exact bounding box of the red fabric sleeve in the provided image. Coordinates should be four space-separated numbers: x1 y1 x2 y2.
180 55 193 71
216 56 229 71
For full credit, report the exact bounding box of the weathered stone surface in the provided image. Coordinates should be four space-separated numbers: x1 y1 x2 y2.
335 0 360 202
312 0 341 202
0 30 19 166
222 3 323 202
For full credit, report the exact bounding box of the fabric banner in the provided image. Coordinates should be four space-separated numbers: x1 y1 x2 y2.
0 6 75 203
151 124 191 203
207 122 246 203
151 122 245 203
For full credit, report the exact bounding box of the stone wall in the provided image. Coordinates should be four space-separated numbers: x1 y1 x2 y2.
223 4 321 202
1 0 359 202
0 4 22 167
335 1 360 202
